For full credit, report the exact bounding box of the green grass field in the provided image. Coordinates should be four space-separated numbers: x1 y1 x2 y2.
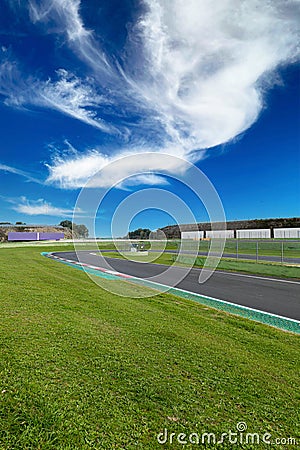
2 238 299 259
101 250 300 279
194 239 300 258
0 245 299 449
127 239 300 259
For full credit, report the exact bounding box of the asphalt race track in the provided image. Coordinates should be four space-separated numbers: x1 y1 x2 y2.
96 248 300 264
52 251 300 321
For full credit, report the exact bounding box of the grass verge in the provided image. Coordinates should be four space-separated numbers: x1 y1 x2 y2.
0 246 299 449
101 251 300 279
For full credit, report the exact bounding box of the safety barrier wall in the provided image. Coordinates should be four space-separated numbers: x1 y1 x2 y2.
181 227 300 240
274 228 300 239
206 230 235 239
236 229 271 239
181 231 204 240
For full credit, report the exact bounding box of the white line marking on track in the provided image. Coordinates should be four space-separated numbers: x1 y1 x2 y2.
95 255 300 285
97 267 299 324
52 253 300 285
46 253 299 326
141 279 300 324
205 269 300 285
108 258 300 285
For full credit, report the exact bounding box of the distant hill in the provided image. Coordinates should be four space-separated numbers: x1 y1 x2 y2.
159 217 300 239
0 225 73 242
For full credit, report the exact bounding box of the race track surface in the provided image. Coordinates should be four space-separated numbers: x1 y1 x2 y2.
52 251 300 321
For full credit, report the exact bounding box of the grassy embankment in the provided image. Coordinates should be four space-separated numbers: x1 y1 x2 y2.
0 245 299 449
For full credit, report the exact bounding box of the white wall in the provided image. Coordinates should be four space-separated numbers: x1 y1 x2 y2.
274 228 300 238
181 227 299 240
236 229 271 239
206 230 234 239
181 231 204 240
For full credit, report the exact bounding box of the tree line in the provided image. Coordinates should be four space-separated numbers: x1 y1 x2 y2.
127 228 151 239
59 221 89 238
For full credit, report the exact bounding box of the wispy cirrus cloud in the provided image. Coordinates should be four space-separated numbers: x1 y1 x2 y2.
46 0 300 188
29 0 87 41
38 69 116 133
0 162 41 184
28 0 113 75
116 173 169 190
13 197 76 216
0 62 116 133
124 0 300 151
1 194 84 217
46 147 181 189
1 0 300 190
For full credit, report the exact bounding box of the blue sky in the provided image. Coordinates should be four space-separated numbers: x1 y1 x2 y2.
0 0 299 237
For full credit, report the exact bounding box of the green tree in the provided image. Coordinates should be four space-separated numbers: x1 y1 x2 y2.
59 220 73 229
128 228 151 239
72 224 89 238
59 220 89 238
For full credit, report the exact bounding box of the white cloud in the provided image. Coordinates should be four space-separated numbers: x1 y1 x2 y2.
116 173 169 190
46 0 299 189
0 163 29 177
29 0 112 74
46 150 111 188
0 162 41 183
13 198 75 216
38 69 115 133
29 0 88 41
125 0 300 151
0 63 116 133
2 0 300 190
46 146 189 189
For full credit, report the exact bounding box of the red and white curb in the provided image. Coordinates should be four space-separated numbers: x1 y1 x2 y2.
43 252 300 333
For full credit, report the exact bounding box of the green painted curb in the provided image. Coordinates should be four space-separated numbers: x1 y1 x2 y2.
42 252 300 335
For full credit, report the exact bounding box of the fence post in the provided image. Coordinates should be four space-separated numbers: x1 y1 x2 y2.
256 241 258 263
236 239 238 259
281 241 284 265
